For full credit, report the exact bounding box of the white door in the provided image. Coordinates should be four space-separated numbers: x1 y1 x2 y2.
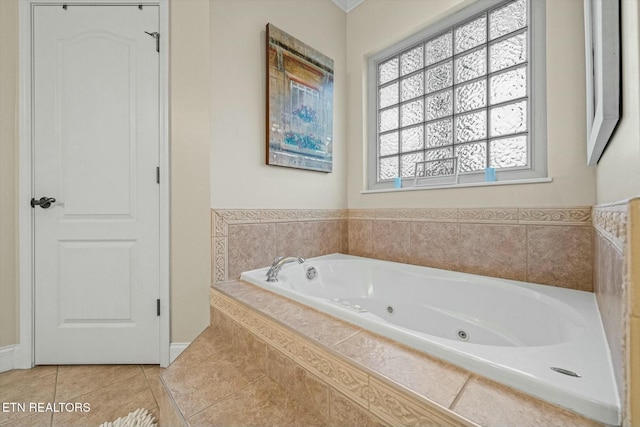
33 5 160 364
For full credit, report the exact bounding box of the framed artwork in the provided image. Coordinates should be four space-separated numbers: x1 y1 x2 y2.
583 0 620 166
266 23 334 172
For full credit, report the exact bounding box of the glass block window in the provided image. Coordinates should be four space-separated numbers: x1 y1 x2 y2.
369 0 545 188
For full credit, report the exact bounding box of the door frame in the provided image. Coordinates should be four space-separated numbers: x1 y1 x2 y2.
17 0 170 368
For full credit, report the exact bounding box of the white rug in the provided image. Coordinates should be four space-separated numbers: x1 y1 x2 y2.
98 408 157 427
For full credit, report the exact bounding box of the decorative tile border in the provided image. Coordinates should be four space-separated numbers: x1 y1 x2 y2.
212 236 228 284
213 207 592 230
213 209 348 237
211 287 473 427
457 208 519 223
347 207 592 225
517 207 592 225
296 339 370 408
368 376 473 427
349 208 459 222
593 202 628 252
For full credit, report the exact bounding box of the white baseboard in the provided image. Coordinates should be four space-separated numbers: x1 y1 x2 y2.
169 343 189 364
1 343 186 370
0 345 16 373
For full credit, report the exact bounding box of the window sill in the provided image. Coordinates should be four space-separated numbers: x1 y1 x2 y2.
361 177 553 194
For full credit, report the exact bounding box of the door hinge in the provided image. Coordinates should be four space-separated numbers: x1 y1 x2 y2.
156 167 160 184
145 31 160 53
157 299 161 316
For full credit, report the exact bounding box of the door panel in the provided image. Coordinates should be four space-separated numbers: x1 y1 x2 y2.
60 31 135 217
34 5 160 364
58 241 135 321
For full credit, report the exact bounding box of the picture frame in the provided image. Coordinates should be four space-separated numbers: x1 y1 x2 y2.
266 23 334 173
583 0 620 166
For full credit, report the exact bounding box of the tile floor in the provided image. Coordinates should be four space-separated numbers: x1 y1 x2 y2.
0 364 164 427
161 326 327 427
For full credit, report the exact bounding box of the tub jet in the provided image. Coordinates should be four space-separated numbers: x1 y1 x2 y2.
306 266 317 280
550 367 581 378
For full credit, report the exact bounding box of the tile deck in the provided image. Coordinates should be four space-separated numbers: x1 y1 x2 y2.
205 279 604 427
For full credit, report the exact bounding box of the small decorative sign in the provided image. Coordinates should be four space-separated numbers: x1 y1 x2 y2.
413 157 459 187
266 24 334 172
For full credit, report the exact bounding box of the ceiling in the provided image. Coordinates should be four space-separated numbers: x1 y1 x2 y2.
331 0 366 13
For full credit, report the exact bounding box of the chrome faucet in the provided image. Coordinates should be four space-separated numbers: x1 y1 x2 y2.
266 256 305 282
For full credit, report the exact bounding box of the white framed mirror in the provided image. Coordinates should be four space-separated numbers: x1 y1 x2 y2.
583 0 620 166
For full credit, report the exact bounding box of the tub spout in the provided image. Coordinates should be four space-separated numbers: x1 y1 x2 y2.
266 256 305 282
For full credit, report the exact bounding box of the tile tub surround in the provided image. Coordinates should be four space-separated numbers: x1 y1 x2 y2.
348 207 593 290
629 200 640 427
593 198 640 426
212 207 593 290
212 209 348 284
211 281 604 427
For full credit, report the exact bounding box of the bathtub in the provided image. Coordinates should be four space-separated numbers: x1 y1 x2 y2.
240 254 620 425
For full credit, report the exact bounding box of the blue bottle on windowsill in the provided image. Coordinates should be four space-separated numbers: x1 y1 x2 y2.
484 167 496 182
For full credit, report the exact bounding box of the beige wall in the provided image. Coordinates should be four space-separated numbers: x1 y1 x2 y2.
170 0 212 343
210 0 347 209
345 0 596 209
0 0 19 348
595 0 640 204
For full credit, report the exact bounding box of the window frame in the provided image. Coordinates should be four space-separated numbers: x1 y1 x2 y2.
366 0 547 191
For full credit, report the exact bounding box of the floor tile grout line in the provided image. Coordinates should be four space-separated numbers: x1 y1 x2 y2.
139 364 162 422
54 365 144 402
141 364 162 411
448 374 473 412
0 365 57 387
50 365 59 427
184 373 269 422
331 330 362 348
